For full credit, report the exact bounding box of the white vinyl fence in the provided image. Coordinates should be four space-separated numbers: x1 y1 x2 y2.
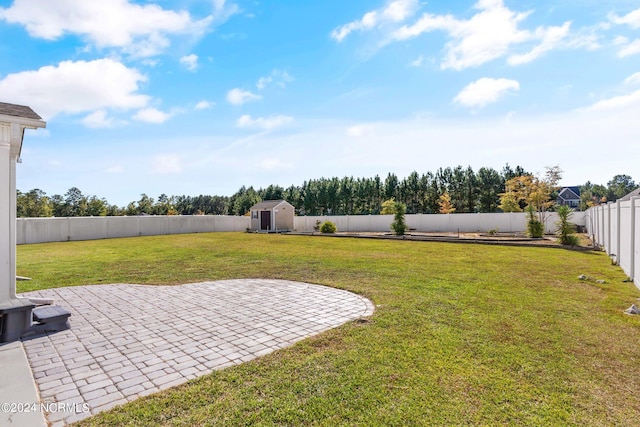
295 211 586 234
586 197 640 289
17 211 587 245
17 215 250 244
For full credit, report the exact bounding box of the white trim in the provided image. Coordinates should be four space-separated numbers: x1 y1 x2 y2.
0 112 45 306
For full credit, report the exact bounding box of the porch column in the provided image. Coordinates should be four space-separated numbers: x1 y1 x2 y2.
0 103 46 342
0 123 12 301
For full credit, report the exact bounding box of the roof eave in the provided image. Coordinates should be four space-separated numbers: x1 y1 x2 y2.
0 113 46 129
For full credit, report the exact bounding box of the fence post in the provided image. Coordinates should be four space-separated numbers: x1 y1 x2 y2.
630 197 637 283
607 202 611 256
599 204 605 248
616 199 621 265
592 207 598 243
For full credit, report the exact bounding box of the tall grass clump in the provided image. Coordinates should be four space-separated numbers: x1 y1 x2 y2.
556 205 579 246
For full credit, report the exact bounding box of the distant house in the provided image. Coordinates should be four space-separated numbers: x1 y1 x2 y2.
557 186 581 209
619 187 640 202
250 200 294 232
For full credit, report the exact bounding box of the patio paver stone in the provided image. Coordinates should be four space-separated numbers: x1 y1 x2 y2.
20 279 374 426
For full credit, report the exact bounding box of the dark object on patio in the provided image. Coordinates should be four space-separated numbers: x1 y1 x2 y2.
29 305 71 335
0 299 35 342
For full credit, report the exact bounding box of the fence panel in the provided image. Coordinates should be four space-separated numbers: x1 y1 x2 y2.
587 198 639 289
619 204 632 277
17 216 250 244
634 201 640 288
293 212 584 234
609 203 620 263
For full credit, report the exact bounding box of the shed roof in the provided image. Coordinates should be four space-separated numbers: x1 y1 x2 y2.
251 200 292 210
0 102 42 120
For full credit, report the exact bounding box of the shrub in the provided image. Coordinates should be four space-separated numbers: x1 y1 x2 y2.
563 234 580 247
391 202 407 236
320 221 337 234
526 205 544 238
556 205 578 246
313 220 322 232
381 198 396 215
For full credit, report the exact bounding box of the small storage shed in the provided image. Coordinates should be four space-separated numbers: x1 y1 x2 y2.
250 200 294 232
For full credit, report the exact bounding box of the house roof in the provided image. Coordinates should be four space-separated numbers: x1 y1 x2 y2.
558 186 580 201
0 102 42 120
250 200 292 210
620 187 640 201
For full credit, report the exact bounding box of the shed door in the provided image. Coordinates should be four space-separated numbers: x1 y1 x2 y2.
260 211 271 230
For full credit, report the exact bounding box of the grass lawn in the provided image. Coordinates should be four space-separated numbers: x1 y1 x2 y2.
17 233 640 426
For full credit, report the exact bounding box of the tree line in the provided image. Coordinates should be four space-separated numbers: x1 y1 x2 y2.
16 165 636 218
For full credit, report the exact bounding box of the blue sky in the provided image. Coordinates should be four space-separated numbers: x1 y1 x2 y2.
1 0 639 206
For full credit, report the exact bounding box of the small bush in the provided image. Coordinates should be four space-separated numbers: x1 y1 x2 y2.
391 202 407 236
526 205 544 238
313 220 322 232
381 198 396 215
563 234 580 247
527 219 544 238
320 221 337 234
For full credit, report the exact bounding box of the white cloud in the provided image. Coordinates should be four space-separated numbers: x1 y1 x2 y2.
454 77 520 108
332 12 379 42
180 54 198 71
331 0 419 42
0 0 213 57
81 110 115 128
383 0 419 22
236 114 293 130
141 59 160 67
152 153 183 174
393 0 571 70
195 100 214 110
0 58 149 120
258 157 293 171
256 76 271 90
256 70 293 90
507 22 571 65
624 72 640 86
133 108 173 123
212 0 240 24
609 8 640 29
409 55 424 67
582 89 640 112
615 37 640 57
105 165 124 174
227 88 262 105
347 124 375 137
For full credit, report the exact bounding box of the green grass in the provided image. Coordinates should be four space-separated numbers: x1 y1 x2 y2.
17 233 640 426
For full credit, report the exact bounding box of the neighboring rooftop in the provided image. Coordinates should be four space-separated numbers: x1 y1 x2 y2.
620 187 640 202
559 186 581 197
0 101 42 120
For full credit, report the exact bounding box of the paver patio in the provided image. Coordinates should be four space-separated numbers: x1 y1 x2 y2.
20 279 374 426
